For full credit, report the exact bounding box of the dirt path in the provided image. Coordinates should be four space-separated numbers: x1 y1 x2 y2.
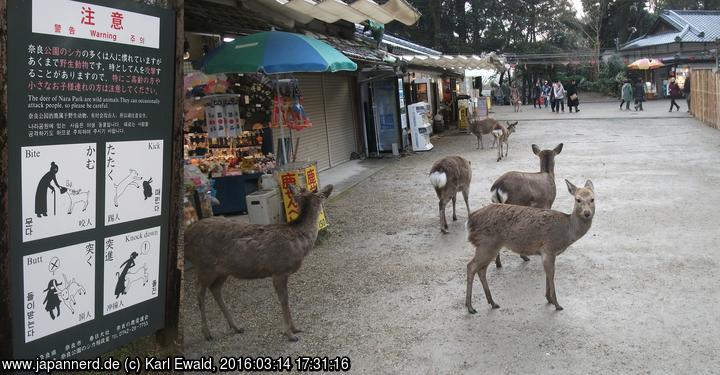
182 102 720 374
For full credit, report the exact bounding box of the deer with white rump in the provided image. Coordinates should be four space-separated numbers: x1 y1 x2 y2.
491 121 517 162
465 179 595 313
429 156 471 234
185 184 333 341
490 143 563 267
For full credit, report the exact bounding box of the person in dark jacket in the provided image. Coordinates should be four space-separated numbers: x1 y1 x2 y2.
683 75 691 112
533 81 543 109
566 79 580 113
668 78 681 112
634 78 646 111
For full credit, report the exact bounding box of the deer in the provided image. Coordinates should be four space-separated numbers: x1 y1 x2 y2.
429 156 471 234
469 116 500 150
184 184 333 342
465 179 595 313
492 121 517 162
490 143 563 267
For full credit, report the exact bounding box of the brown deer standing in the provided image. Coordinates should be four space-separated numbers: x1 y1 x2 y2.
429 156 471 234
490 143 563 267
184 184 333 341
491 121 517 162
465 180 595 313
469 117 499 150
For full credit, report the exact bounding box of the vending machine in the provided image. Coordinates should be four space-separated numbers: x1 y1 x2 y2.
407 102 433 151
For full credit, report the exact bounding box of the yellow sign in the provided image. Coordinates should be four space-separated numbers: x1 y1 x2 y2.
278 164 328 230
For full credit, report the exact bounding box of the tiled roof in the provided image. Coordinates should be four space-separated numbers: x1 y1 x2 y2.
621 10 720 50
185 0 279 35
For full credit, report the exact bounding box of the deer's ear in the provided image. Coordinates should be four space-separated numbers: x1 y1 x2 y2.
565 179 578 195
532 144 541 155
584 179 594 191
554 143 563 154
319 184 334 199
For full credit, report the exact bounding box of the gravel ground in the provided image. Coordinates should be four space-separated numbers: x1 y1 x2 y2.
181 101 720 374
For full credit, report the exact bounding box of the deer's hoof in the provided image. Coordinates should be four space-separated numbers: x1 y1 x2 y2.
490 303 500 309
452 216 457 221
204 334 213 341
467 306 477 314
233 327 244 334
521 256 530 261
555 305 564 311
441 228 449 234
287 334 300 342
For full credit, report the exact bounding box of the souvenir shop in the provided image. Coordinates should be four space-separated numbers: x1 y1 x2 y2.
181 69 360 222
183 72 280 217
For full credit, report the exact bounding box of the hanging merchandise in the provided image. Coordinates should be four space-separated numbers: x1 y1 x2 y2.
225 99 239 138
214 100 227 139
271 79 312 131
205 104 218 139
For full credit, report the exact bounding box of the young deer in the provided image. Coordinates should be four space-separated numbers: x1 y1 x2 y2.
429 156 471 234
492 121 517 162
465 180 595 313
490 143 563 267
184 184 333 341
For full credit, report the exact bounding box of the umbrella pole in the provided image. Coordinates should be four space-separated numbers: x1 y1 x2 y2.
276 76 288 165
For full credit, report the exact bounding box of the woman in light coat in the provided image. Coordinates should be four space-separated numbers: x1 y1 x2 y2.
553 80 565 113
620 80 633 110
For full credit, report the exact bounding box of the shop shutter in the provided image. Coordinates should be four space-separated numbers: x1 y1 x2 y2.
295 74 330 171
322 74 357 167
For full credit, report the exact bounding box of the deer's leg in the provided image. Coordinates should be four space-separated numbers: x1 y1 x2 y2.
480 134 484 149
542 253 563 310
452 194 457 221
495 254 502 268
461 187 470 216
521 255 530 261
197 282 213 341
439 199 449 233
466 259 480 314
476 135 481 149
467 245 500 314
209 276 243 334
477 263 499 309
272 274 300 341
497 141 502 162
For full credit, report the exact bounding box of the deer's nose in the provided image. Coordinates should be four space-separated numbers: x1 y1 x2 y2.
583 211 591 218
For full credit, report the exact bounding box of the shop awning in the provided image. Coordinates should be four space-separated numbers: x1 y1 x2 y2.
400 53 507 73
262 0 421 26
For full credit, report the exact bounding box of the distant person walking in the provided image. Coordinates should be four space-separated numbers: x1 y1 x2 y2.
553 80 565 113
533 81 543 109
510 83 521 112
634 78 645 111
683 75 691 112
668 78 681 112
620 79 633 110
543 81 551 109
566 79 579 113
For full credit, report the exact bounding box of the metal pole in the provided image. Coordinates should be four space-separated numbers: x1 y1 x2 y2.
52 189 56 216
276 76 288 165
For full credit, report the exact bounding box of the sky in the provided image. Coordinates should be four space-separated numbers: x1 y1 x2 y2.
572 0 585 16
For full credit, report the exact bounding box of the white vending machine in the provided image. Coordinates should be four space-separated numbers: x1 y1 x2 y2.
408 102 434 151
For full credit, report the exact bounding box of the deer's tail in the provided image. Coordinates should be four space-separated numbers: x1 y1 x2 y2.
429 171 447 189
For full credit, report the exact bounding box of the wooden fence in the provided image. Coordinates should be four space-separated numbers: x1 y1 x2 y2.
690 69 720 130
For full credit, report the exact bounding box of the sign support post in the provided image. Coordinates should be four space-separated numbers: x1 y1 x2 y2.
0 0 13 359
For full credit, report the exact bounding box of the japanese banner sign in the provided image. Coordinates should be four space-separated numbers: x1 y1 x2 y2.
278 165 329 230
6 0 175 359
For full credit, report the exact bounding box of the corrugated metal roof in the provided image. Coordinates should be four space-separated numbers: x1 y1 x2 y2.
621 10 720 51
185 0 278 35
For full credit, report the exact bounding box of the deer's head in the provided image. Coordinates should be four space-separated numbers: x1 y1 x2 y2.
288 184 334 208
532 143 562 173
566 179 595 221
506 121 518 134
